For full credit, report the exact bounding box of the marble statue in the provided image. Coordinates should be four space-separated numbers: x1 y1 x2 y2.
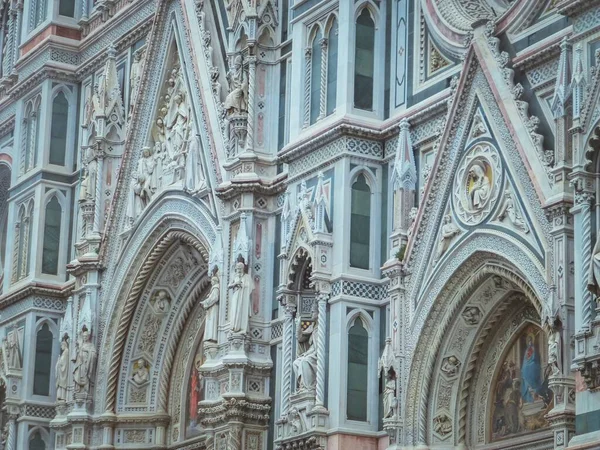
72 327 96 395
132 359 149 385
152 290 171 313
153 141 167 189
84 147 97 200
441 356 460 377
228 262 254 334
462 307 481 325
129 48 145 113
79 169 89 202
201 273 220 342
548 329 561 377
138 147 156 194
293 316 317 390
224 55 248 115
5 332 21 370
184 135 207 193
383 373 396 419
56 337 69 401
436 215 459 259
468 162 490 209
165 92 190 183
498 190 529 233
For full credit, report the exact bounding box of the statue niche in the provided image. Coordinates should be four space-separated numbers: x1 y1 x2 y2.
125 47 207 225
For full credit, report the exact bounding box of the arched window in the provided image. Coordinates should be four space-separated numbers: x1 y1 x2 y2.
309 29 322 125
347 317 368 421
326 19 338 116
49 92 69 166
13 202 32 283
29 431 46 450
350 173 371 269
354 8 375 111
21 99 40 174
0 165 9 292
59 0 76 17
33 324 53 396
29 0 47 31
42 196 62 275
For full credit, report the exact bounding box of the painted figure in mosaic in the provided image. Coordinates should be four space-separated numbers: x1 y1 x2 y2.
224 55 248 115
468 162 490 209
72 327 96 395
201 273 220 342
521 332 542 402
293 316 317 390
228 261 254 334
55 337 70 401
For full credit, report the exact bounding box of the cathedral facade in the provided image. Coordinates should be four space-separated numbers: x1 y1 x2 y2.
0 0 600 449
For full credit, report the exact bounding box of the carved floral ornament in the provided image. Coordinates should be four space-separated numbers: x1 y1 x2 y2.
453 142 502 226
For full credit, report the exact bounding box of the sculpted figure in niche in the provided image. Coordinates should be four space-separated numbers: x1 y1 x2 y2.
498 190 529 233
433 415 452 437
152 290 171 313
184 134 207 194
228 261 254 334
468 162 490 209
224 55 248 115
129 48 145 114
201 273 220 342
462 307 482 325
79 169 89 202
138 147 156 194
5 332 21 369
441 356 460 378
84 147 97 200
548 329 561 377
165 92 190 183
56 336 69 401
153 141 167 190
293 313 317 391
382 370 397 419
72 327 96 395
436 215 459 259
132 359 150 385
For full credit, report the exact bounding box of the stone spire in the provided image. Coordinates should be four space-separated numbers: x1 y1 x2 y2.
551 37 571 118
392 118 417 192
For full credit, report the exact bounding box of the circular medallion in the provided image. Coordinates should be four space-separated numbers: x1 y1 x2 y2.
453 143 502 226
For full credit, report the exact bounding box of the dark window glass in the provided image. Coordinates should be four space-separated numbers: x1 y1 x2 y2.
326 20 338 116
59 0 75 17
350 174 371 269
347 318 368 421
354 8 375 110
42 197 61 275
33 323 53 396
49 92 68 166
310 30 322 125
